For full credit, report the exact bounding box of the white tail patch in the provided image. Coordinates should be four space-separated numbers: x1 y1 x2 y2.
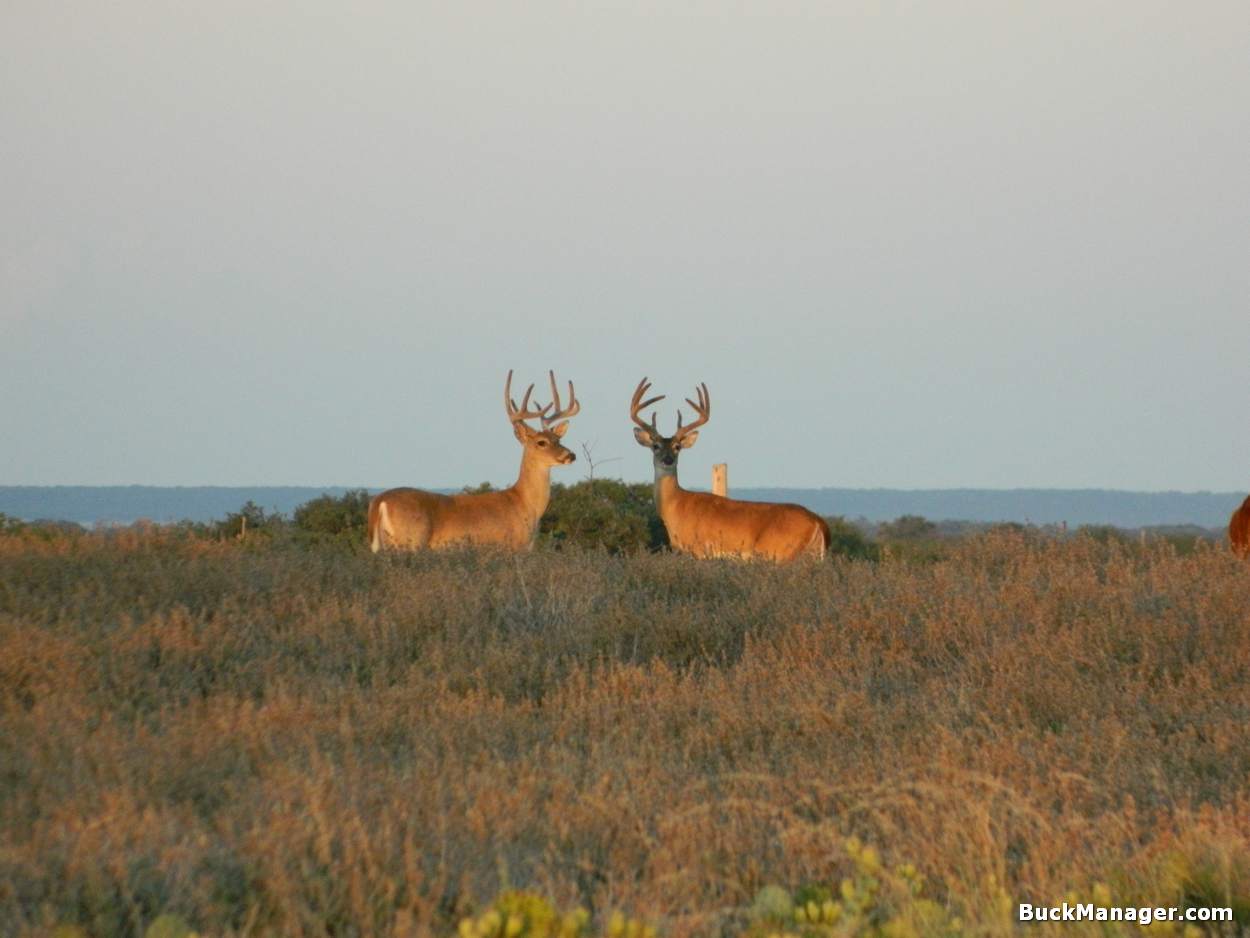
809 521 826 560
371 500 389 553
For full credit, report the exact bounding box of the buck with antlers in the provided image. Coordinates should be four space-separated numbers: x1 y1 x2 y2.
630 378 830 562
1230 494 1250 558
368 371 580 552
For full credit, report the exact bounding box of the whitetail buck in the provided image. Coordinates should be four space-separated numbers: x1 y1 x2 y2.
1230 494 1250 558
368 371 579 551
630 378 830 562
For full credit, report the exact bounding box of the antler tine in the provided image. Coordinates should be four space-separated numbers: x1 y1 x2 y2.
674 382 710 441
683 382 709 416
542 370 581 428
504 370 549 425
630 377 666 432
548 370 560 414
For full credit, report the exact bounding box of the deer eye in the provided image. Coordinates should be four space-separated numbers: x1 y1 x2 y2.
652 444 660 451
537 440 548 447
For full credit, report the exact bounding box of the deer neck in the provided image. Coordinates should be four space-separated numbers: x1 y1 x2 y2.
509 448 554 524
654 470 685 517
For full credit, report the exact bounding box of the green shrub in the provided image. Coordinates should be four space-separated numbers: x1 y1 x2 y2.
824 517 879 561
209 500 287 541
292 489 371 541
540 480 666 553
875 515 947 563
877 515 937 541
458 892 653 938
746 839 963 938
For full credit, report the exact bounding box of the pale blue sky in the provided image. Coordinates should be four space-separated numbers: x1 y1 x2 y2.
3 1 1248 489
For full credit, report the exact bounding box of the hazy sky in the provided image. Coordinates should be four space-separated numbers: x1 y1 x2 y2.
3 1 1248 490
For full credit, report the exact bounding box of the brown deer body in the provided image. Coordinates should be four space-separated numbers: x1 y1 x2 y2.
369 371 579 552
630 378 829 563
1230 494 1250 557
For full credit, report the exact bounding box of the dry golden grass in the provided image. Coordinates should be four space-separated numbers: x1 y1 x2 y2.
1 529 1248 936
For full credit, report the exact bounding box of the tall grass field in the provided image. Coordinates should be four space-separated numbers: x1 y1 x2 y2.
2 528 1248 936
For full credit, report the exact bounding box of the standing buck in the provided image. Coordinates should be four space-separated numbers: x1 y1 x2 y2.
629 378 830 562
1230 494 1250 557
368 371 579 551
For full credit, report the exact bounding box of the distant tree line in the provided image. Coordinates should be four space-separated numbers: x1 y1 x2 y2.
0 488 1222 559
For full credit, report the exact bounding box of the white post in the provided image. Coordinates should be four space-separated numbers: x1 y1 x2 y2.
712 463 728 497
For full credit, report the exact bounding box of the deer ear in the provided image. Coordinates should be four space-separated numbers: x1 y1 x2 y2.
550 421 569 438
677 430 699 449
513 423 531 443
633 427 654 447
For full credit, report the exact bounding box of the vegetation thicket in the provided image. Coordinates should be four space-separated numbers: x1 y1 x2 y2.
2 518 1249 936
540 481 667 553
368 484 868 558
292 490 373 544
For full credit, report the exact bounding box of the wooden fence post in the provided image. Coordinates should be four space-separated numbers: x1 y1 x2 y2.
712 463 728 497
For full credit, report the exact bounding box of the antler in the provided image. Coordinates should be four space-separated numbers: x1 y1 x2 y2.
630 377 666 434
673 383 710 442
541 370 580 429
505 369 551 428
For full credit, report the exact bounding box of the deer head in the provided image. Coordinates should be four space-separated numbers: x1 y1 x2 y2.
506 370 580 467
630 377 710 476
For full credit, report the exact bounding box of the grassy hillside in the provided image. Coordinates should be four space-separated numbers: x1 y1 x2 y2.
1 530 1248 936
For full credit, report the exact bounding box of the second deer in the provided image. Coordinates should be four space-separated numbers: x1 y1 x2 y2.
630 378 830 562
